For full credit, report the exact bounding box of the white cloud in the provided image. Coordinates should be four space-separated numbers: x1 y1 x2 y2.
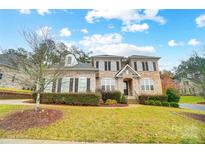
37 9 50 16
196 15 205 27
81 29 89 34
188 39 200 46
59 28 71 37
36 26 52 37
85 9 165 33
79 33 122 47
89 43 155 56
79 32 155 56
19 9 31 15
122 23 149 32
168 40 184 47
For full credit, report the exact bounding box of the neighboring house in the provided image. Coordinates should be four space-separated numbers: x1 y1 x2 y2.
45 54 163 99
0 54 32 90
179 78 202 95
161 75 180 93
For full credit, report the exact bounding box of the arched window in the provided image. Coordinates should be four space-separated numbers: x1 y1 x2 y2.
140 78 154 91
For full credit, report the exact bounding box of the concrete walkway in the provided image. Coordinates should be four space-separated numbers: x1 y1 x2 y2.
0 99 33 105
180 103 205 112
0 138 84 144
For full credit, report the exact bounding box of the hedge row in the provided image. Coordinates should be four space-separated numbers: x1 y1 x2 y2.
142 100 179 108
0 91 32 99
138 95 168 103
33 92 101 106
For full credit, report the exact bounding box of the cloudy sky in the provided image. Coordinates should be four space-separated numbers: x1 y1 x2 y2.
0 9 205 70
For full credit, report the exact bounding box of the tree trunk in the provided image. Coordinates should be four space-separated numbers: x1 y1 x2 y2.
35 83 41 112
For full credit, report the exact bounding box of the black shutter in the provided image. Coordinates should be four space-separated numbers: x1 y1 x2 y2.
96 61 99 68
69 78 73 92
52 79 56 92
105 61 107 71
142 62 145 71
108 61 111 70
74 78 78 92
87 78 91 92
134 62 137 71
153 62 157 71
145 62 149 71
57 78 62 93
116 61 119 71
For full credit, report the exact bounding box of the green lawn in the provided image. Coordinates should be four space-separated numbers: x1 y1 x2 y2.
179 96 205 104
0 104 205 143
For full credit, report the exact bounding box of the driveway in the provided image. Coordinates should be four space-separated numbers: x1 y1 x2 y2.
180 103 205 112
0 99 33 105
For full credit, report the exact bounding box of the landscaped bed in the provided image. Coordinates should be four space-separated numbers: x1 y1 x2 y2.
0 108 63 131
0 104 205 143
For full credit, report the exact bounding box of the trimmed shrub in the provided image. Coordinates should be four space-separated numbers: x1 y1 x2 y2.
139 95 168 103
101 91 122 103
161 102 169 107
120 94 128 104
105 99 117 105
144 100 155 105
32 92 101 106
154 100 162 106
0 91 32 99
169 102 179 108
166 88 180 103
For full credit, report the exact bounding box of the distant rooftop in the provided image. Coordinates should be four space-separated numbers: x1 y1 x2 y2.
91 54 160 59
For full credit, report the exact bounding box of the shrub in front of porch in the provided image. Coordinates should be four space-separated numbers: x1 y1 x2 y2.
32 92 101 106
101 91 122 103
138 95 168 104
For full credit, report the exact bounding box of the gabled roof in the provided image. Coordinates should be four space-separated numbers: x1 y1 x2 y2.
115 64 141 78
129 55 160 59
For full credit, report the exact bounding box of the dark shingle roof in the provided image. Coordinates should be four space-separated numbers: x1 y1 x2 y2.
129 55 160 59
50 62 98 71
91 55 124 58
0 54 18 69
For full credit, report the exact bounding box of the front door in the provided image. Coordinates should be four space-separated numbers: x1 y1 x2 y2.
123 81 128 95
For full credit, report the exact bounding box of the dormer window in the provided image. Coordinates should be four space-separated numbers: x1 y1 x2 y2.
67 57 72 65
65 54 78 67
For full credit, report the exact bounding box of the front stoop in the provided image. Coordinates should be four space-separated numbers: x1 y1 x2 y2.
127 96 139 104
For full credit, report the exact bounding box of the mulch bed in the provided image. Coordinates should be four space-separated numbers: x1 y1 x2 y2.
100 104 128 107
197 102 205 105
0 108 63 131
179 112 205 124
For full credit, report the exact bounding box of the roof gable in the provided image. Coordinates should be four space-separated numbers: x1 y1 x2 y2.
115 64 141 78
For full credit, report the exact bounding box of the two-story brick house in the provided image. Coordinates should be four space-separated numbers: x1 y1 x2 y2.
45 54 163 99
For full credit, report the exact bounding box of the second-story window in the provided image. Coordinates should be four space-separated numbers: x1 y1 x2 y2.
104 61 111 71
142 62 149 71
0 73 3 80
67 57 72 65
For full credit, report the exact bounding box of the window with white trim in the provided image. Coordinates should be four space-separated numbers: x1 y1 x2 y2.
140 78 154 91
101 78 115 91
78 77 87 92
61 77 70 92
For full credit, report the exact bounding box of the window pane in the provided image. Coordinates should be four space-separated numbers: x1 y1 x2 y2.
61 77 70 92
150 85 154 90
78 78 87 92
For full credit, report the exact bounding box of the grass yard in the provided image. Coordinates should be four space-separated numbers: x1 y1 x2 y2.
0 104 205 143
179 96 205 104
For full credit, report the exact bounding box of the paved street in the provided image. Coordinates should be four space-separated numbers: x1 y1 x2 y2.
0 99 33 105
180 103 205 112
